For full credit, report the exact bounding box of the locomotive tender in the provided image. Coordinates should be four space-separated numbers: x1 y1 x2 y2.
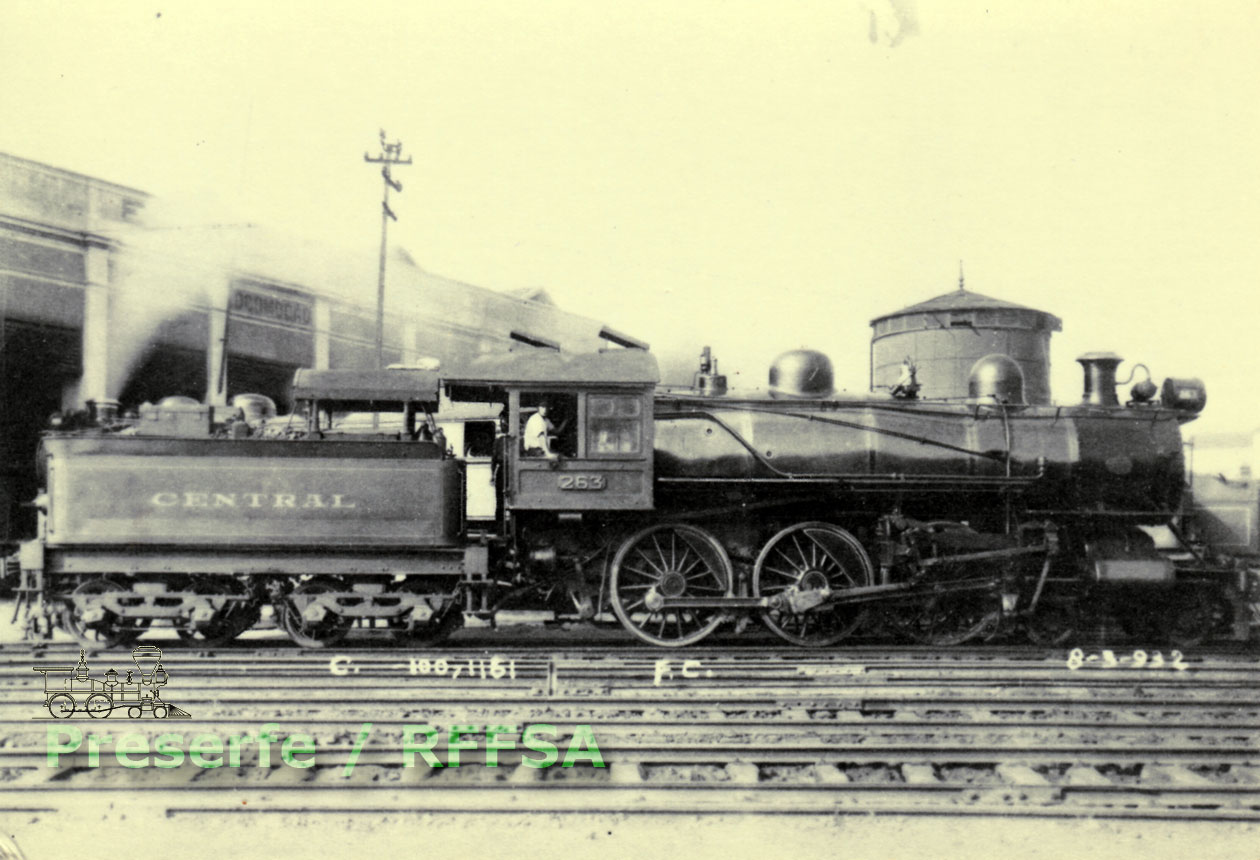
9 339 1252 649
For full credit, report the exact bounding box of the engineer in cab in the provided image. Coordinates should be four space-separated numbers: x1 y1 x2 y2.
523 402 567 459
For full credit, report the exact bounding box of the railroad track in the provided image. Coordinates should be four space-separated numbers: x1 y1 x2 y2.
2 644 1257 822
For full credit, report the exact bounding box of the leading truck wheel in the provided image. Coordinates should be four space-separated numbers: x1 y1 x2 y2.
1025 599 1080 646
890 593 1003 646
1167 587 1230 648
753 522 873 647
610 524 732 647
279 578 354 649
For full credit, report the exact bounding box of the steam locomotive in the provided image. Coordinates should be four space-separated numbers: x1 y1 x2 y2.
33 645 188 719
8 342 1254 649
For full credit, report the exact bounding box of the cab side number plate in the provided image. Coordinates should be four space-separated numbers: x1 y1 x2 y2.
558 475 606 490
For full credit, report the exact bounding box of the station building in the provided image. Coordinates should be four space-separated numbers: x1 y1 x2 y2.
0 152 639 542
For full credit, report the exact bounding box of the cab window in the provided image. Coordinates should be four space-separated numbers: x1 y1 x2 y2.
587 394 642 456
520 392 578 457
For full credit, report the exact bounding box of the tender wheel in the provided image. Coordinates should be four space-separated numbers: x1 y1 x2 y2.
48 693 76 719
388 590 464 647
609 524 732 647
85 692 113 719
177 577 262 647
62 578 147 649
753 522 873 647
279 577 354 649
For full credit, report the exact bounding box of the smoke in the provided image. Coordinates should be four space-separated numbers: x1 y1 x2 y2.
87 191 458 406
91 191 252 402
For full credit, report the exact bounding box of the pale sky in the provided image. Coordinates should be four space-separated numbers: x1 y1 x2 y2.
2 1 1258 435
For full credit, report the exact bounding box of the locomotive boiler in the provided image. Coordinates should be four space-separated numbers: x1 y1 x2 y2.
7 338 1248 650
633 349 1222 646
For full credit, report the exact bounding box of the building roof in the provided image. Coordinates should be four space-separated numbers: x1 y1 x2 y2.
502 287 556 306
871 287 1062 329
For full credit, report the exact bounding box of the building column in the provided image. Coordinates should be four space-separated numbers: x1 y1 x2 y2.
204 279 230 407
313 297 331 369
75 242 113 411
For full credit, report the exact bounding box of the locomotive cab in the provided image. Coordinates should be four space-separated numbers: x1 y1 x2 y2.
443 350 659 512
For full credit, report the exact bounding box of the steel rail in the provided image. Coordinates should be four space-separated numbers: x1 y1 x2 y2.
3 784 1259 823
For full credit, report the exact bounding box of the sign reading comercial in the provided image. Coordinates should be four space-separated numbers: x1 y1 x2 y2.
230 282 313 329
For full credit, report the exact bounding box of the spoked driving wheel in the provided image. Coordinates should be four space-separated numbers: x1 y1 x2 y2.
62 578 147 649
85 692 114 718
47 693 76 719
609 524 732 647
753 522 874 647
279 577 354 649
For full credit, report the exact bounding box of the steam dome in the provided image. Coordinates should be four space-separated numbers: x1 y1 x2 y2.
968 354 1026 404
769 349 834 399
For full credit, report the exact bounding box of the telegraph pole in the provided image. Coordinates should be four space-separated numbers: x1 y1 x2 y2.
364 130 412 368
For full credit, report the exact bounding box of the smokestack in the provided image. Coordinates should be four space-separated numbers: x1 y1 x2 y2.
1076 352 1123 407
85 399 120 424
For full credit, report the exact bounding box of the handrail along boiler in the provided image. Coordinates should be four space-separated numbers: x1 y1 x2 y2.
9 342 1251 648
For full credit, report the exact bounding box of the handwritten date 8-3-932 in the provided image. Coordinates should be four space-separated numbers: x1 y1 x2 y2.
1065 648 1188 671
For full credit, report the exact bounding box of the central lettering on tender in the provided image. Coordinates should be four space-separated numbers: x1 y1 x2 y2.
150 493 357 510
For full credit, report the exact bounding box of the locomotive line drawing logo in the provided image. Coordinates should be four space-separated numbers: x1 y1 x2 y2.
33 645 191 719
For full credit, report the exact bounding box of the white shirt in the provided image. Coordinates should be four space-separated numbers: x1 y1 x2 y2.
523 411 554 453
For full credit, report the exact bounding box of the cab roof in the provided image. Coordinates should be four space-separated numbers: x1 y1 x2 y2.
443 349 659 387
292 368 440 404
292 351 659 407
